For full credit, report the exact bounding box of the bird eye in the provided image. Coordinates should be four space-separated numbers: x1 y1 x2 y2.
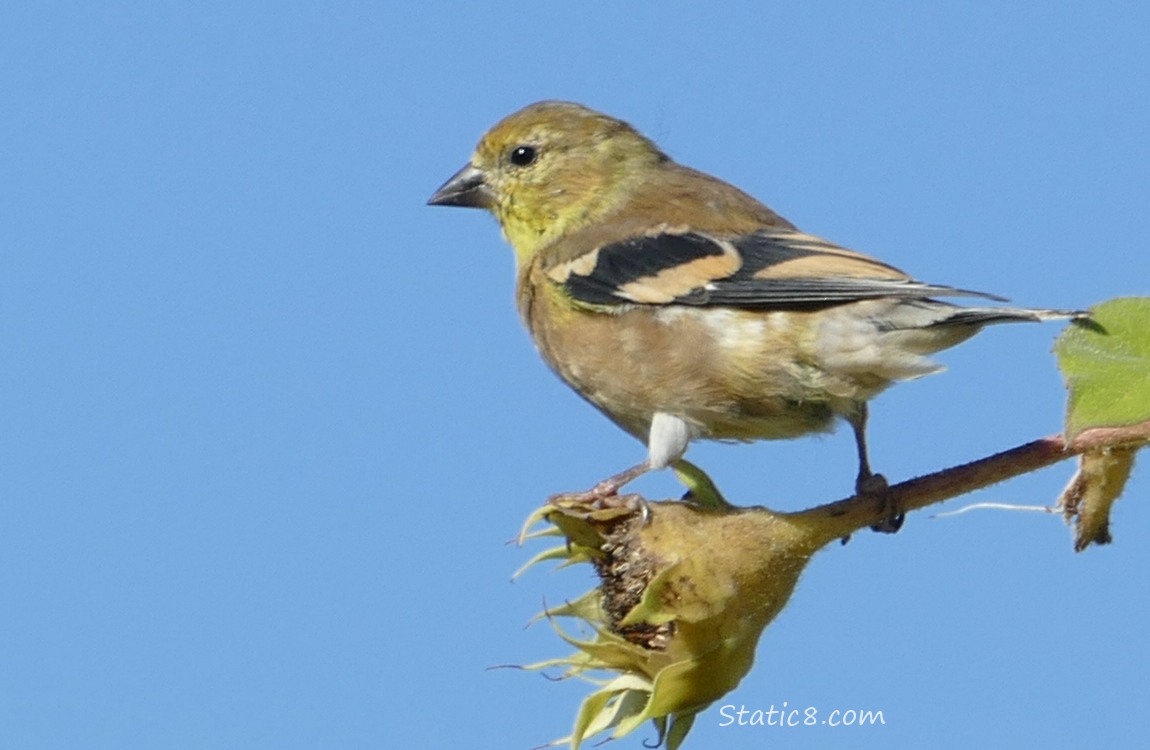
509 145 537 166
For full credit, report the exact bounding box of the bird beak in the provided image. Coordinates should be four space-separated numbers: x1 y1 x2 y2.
427 164 494 209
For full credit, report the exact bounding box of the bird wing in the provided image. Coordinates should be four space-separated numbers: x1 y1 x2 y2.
543 227 1005 309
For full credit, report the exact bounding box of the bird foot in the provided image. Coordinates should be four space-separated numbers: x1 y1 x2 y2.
548 463 649 506
548 481 620 507
857 473 905 534
548 463 653 521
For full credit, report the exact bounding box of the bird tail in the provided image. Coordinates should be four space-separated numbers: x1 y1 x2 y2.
929 305 1089 328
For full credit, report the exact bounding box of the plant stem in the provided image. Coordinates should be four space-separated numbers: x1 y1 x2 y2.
786 419 1150 546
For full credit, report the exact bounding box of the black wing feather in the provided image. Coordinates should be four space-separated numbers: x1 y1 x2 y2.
559 229 1005 308
561 233 726 305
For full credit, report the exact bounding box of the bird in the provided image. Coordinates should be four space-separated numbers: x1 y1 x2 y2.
428 100 1083 527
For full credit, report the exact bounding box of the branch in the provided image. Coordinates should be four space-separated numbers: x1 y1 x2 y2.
786 419 1150 547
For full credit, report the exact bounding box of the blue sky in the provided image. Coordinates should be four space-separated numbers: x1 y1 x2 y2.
3 2 1149 748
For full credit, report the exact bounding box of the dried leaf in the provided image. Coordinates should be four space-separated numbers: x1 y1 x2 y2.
1058 447 1137 551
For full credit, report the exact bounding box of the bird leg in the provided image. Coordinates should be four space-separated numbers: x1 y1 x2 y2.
549 461 652 507
550 412 695 506
590 462 652 497
848 405 904 533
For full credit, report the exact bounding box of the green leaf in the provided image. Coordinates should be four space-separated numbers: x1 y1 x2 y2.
671 459 732 509
1054 297 1150 438
664 712 696 750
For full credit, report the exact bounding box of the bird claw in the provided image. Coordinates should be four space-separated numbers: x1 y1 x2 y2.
547 486 616 507
856 472 905 533
869 512 905 534
547 478 623 507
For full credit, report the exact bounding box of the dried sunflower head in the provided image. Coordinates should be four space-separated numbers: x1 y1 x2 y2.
518 493 832 749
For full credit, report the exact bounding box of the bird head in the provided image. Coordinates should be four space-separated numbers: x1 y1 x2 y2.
428 100 667 264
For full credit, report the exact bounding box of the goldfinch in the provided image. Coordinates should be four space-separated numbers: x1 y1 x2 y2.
428 101 1082 524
